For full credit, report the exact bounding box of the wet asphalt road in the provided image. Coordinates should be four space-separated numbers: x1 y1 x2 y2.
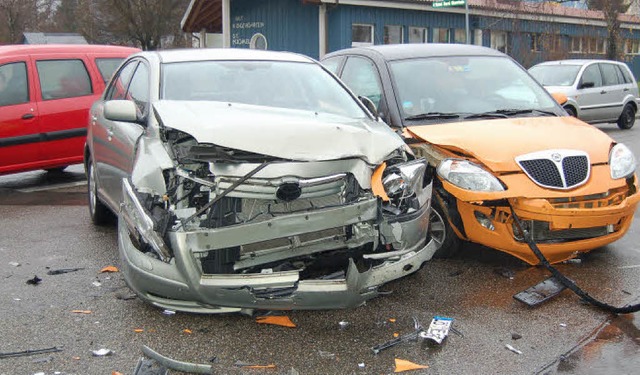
1 124 639 375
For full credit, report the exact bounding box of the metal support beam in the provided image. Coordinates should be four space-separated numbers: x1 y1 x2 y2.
222 0 231 48
319 4 327 58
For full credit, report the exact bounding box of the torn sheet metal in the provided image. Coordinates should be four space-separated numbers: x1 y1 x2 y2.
141 345 212 374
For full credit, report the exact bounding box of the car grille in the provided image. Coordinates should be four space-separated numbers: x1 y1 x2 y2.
516 150 590 189
513 220 613 242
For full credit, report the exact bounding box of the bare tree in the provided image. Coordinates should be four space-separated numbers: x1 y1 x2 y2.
0 0 63 44
97 0 189 50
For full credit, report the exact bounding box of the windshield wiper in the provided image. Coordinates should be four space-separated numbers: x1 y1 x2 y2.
404 112 460 121
465 108 558 119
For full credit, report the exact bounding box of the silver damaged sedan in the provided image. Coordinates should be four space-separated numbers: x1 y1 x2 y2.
84 48 436 313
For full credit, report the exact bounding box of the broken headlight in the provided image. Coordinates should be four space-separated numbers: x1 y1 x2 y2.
609 143 636 179
374 159 430 214
437 159 504 192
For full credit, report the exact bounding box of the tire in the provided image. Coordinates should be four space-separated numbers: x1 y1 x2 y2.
564 106 577 117
617 104 636 130
87 159 113 225
430 199 462 258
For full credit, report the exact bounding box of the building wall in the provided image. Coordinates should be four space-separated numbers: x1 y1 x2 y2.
231 0 318 58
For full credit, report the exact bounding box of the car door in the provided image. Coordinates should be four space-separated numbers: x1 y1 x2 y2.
92 60 138 208
0 59 41 174
599 62 625 121
575 63 604 123
32 54 96 167
101 60 149 207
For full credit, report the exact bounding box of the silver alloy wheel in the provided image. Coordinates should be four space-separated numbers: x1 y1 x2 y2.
429 208 446 250
88 162 97 216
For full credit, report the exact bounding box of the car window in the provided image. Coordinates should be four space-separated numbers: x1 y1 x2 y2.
95 58 125 83
161 60 367 119
321 56 342 75
528 64 580 86
36 59 92 100
389 55 558 119
126 63 149 116
581 64 602 88
340 56 383 108
600 63 620 86
618 64 634 84
0 62 29 107
106 61 138 100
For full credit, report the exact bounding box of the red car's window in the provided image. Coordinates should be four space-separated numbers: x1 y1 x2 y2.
0 62 29 106
36 59 93 100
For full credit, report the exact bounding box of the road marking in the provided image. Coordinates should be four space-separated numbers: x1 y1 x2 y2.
17 181 86 193
617 264 640 269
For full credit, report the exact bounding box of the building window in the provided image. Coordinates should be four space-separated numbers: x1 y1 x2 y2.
474 29 483 46
491 31 508 53
409 27 427 43
596 38 606 54
454 29 466 44
352 24 374 47
433 28 450 43
570 36 582 52
530 33 541 52
626 39 640 55
384 25 403 44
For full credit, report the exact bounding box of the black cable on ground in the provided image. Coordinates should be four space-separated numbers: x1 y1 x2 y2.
509 204 640 314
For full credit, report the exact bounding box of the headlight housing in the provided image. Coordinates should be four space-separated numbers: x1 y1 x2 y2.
437 159 504 192
373 158 431 214
610 143 636 179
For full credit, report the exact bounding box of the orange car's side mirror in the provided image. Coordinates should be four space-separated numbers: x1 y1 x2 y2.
551 92 568 106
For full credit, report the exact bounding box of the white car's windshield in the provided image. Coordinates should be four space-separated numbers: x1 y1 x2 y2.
389 56 561 121
161 60 367 119
529 64 581 86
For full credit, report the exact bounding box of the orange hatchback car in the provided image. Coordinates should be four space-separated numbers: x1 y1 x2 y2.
0 44 139 175
323 44 640 265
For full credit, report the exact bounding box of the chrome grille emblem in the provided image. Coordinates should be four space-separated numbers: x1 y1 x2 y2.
515 149 590 190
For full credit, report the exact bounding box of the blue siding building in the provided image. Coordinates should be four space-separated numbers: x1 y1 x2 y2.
181 0 640 76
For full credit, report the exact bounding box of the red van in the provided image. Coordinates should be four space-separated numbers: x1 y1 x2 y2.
0 44 139 175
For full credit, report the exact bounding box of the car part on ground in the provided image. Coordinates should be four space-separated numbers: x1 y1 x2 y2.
322 44 640 265
86 48 435 313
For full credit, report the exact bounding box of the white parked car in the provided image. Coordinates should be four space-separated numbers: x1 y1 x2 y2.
84 48 436 313
529 59 639 129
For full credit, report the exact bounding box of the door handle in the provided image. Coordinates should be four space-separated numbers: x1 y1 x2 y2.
21 113 35 120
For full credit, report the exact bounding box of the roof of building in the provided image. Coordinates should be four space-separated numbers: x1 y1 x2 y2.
22 32 88 45
181 0 640 34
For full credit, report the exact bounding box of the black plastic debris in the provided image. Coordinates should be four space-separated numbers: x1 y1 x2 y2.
47 268 84 275
514 277 567 307
494 267 515 280
0 346 62 359
26 275 42 286
511 333 522 340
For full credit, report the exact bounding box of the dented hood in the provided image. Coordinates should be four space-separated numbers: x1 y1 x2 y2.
407 116 614 172
154 101 403 164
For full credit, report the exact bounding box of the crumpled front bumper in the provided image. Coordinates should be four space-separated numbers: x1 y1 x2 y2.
119 182 435 313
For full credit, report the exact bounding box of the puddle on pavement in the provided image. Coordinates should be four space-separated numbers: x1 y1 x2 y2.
552 312 640 374
0 166 87 206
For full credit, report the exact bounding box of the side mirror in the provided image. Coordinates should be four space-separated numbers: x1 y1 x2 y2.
359 96 379 119
579 81 595 89
104 100 138 123
551 92 568 106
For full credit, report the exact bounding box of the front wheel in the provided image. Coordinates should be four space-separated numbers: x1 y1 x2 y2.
617 104 636 129
429 199 462 258
87 159 113 225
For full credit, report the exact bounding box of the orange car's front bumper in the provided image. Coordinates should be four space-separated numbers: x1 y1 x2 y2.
439 172 640 265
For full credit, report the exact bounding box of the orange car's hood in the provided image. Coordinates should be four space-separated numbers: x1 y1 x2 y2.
406 116 614 172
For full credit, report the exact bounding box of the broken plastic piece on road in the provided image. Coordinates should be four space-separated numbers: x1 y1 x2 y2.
318 350 335 359
0 346 62 359
26 275 42 285
182 329 192 334
134 329 144 333
494 267 515 280
8 261 20 267
141 346 205 374
100 266 119 273
505 344 522 355
72 356 80 360
388 318 397 323
31 356 54 364
162 309 176 316
338 321 350 330
358 363 365 369
256 315 297 328
92 349 113 356
112 372 124 375
420 316 453 344
513 277 566 307
372 317 424 354
71 310 92 314
511 333 522 340
393 332 400 338
234 361 277 369
562 258 582 264
559 323 567 327
47 268 84 275
92 281 102 287
394 358 428 372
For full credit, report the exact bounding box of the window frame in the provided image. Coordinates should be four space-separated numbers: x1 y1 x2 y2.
352 23 374 47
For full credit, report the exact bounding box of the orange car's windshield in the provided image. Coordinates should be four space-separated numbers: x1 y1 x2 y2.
389 56 562 121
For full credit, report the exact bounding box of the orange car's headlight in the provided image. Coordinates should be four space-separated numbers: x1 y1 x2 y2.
437 159 504 192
